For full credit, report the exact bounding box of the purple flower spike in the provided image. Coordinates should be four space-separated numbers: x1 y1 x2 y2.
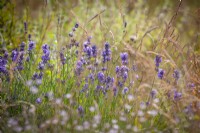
120 52 128 65
75 60 83 76
154 55 162 67
60 52 66 65
150 89 157 98
11 49 18 62
174 91 182 100
102 42 111 63
122 87 129 94
97 71 105 83
28 41 35 51
157 69 164 79
36 98 42 104
173 69 180 81
78 106 84 117
91 45 97 57
75 23 79 28
20 42 25 52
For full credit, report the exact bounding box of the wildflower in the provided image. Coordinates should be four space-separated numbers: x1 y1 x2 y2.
36 98 42 104
41 44 50 64
91 45 97 57
122 87 129 94
113 87 118 96
32 72 38 80
11 49 18 62
30 86 38 94
157 68 164 79
75 23 79 28
154 55 162 67
147 110 158 116
60 52 66 65
75 60 83 76
20 42 25 52
24 22 27 34
173 69 180 81
123 71 128 81
97 71 104 83
69 32 73 37
16 53 24 71
38 62 45 70
81 83 88 92
0 53 8 74
174 91 182 100
78 106 84 117
116 66 120 75
102 42 111 63
150 89 157 98
28 41 35 51
86 46 92 58
120 52 128 65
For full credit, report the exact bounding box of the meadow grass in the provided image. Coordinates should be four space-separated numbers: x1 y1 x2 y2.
0 0 200 132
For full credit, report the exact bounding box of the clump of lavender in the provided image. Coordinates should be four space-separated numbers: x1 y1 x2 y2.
102 42 111 63
157 68 164 79
120 52 128 65
154 55 162 68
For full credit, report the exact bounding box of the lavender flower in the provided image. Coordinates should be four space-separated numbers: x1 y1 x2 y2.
75 23 79 28
97 71 104 83
75 60 83 76
81 83 89 92
154 55 162 67
60 52 66 65
120 52 128 65
78 106 84 117
16 54 24 71
11 49 18 62
28 41 35 51
123 71 128 81
122 87 129 94
38 62 45 70
116 66 120 74
24 22 27 34
150 89 157 98
102 42 111 63
113 87 118 96
173 69 180 81
91 45 97 57
88 73 95 82
36 98 42 104
157 69 164 79
20 42 25 52
174 91 182 100
0 55 8 74
69 32 73 37
41 44 50 64
32 73 38 80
